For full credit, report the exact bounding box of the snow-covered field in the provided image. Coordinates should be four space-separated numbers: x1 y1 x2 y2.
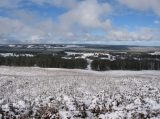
0 67 160 119
0 53 34 57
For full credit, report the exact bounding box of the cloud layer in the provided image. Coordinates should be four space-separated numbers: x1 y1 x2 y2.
107 28 155 41
0 0 159 45
118 0 160 16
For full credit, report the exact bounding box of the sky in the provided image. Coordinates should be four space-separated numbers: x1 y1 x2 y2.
0 0 160 46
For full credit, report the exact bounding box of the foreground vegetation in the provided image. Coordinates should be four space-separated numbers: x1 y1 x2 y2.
0 67 160 119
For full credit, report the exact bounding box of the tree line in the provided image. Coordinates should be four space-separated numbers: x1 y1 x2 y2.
0 54 87 69
91 59 160 71
0 54 160 71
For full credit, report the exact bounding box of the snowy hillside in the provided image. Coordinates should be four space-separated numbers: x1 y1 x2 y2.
0 67 160 119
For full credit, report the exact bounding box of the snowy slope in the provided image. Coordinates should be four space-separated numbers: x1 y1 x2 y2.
0 67 160 119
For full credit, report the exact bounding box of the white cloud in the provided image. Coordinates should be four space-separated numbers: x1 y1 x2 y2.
0 17 24 33
30 0 78 8
0 0 77 9
154 20 160 24
0 0 20 9
107 28 155 41
0 15 158 44
59 0 112 30
0 16 54 43
118 0 160 16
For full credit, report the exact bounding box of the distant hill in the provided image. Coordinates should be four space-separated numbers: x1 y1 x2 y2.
0 44 160 53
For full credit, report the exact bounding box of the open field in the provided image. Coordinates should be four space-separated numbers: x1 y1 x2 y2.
0 67 160 118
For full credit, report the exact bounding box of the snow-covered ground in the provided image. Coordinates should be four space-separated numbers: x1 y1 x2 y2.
65 52 115 60
149 51 160 55
0 67 160 119
0 53 34 57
